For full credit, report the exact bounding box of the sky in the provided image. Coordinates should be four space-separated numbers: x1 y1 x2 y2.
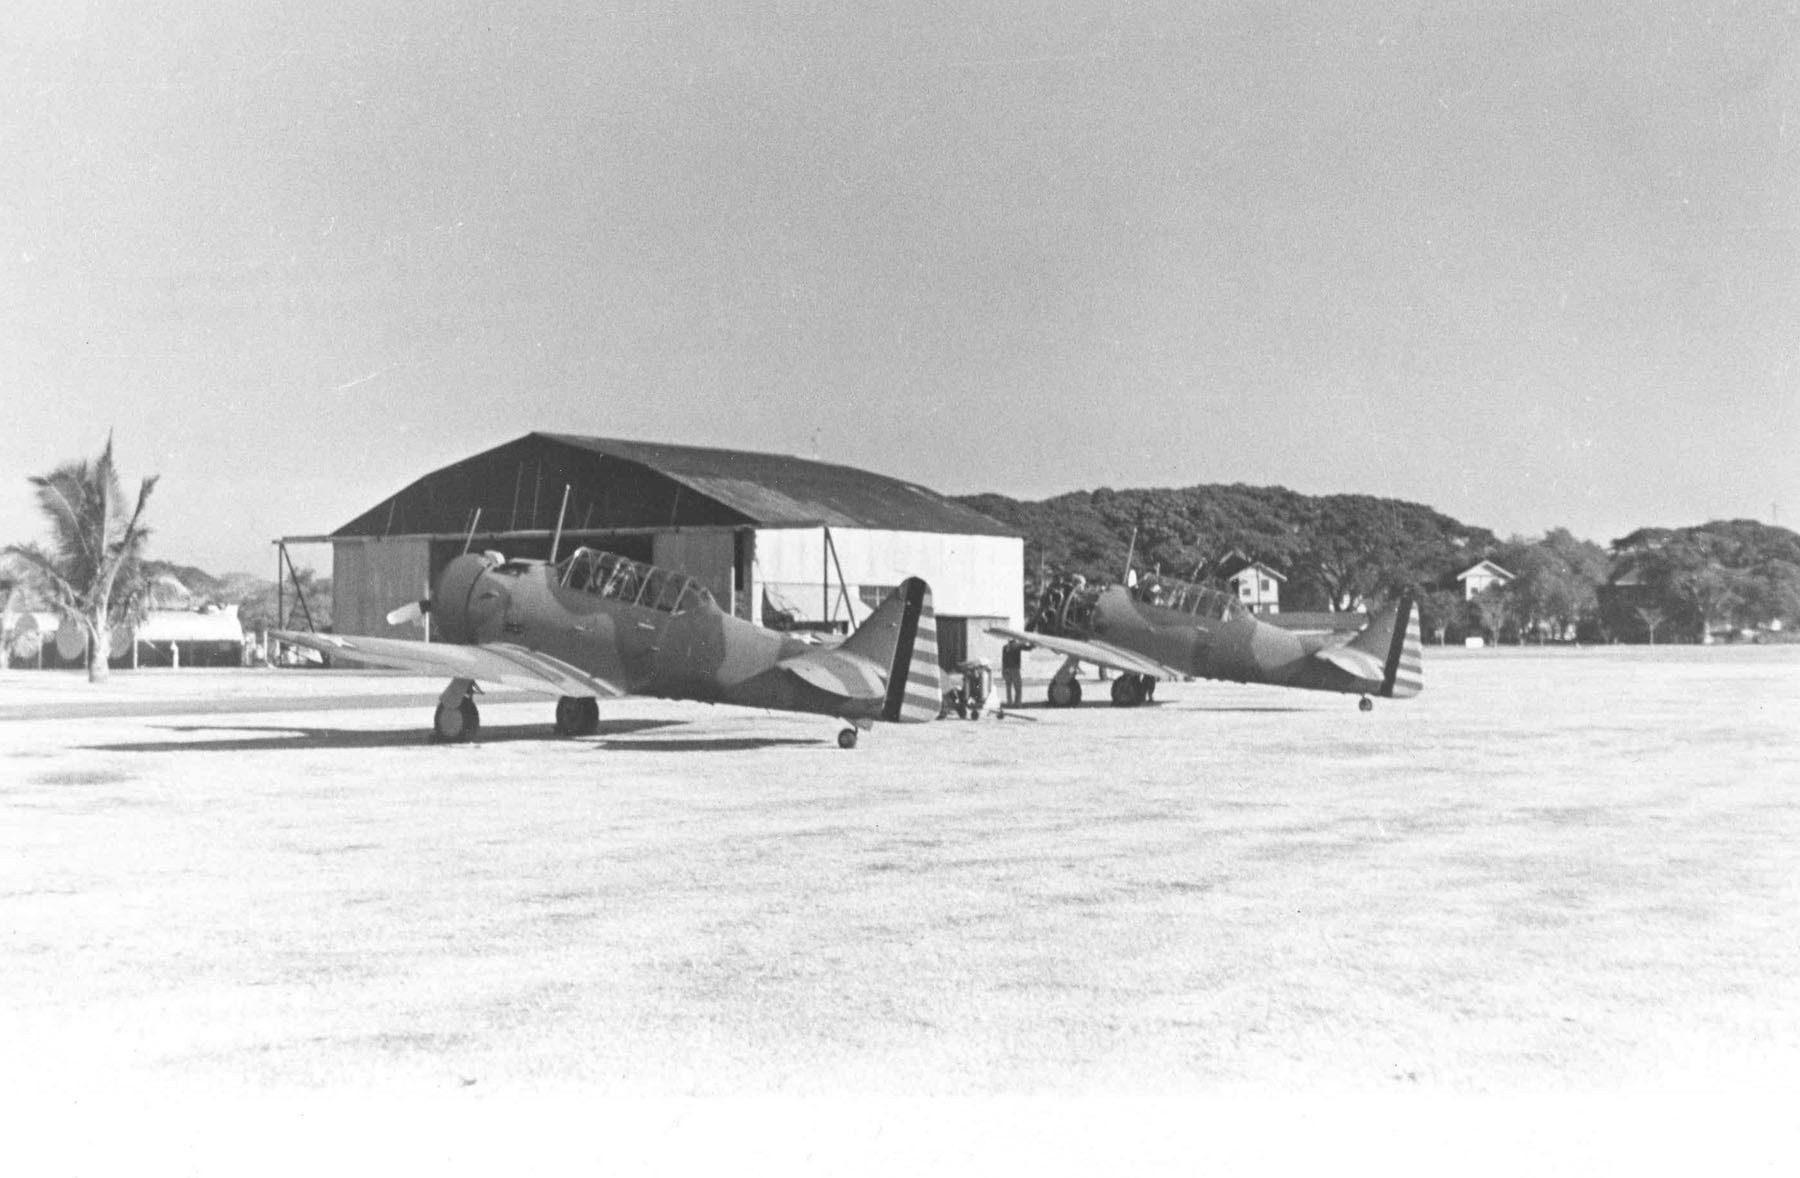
4 1 1797 574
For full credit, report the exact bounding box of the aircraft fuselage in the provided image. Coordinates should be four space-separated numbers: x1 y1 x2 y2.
440 554 893 723
1034 577 1401 698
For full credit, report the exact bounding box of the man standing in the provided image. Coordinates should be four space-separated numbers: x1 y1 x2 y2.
1001 637 1029 707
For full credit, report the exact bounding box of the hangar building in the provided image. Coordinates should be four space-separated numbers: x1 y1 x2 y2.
288 433 1023 668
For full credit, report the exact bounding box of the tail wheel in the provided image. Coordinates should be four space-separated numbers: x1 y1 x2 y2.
434 697 480 742
1110 674 1147 708
837 728 859 749
1047 678 1082 707
1359 696 1374 713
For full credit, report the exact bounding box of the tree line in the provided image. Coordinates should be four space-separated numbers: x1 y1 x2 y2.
956 487 1800 645
6 440 1797 685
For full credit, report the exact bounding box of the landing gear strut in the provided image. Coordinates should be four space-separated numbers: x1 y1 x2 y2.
433 678 481 742
554 695 601 736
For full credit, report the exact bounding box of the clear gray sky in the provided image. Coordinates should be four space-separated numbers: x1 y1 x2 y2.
5 1 1796 573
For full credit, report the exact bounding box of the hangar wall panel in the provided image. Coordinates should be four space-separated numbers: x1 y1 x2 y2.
333 539 431 638
753 527 1022 627
958 618 1009 669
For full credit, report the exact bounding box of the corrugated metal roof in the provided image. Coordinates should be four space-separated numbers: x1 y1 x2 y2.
535 434 1016 536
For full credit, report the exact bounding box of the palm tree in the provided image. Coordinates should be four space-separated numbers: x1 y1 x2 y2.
2 436 159 682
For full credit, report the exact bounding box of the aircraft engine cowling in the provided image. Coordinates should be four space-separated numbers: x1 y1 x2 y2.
430 553 502 645
1030 575 1103 640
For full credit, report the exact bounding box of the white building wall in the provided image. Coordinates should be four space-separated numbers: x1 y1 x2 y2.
753 527 1023 630
333 538 431 638
1226 566 1283 614
1460 566 1512 600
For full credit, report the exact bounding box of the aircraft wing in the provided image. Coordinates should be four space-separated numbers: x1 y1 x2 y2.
986 626 1184 681
271 631 626 699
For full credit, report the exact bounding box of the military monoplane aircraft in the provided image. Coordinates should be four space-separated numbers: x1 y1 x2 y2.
989 572 1422 711
274 548 943 748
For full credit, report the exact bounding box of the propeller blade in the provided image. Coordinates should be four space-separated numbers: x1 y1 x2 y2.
385 599 429 626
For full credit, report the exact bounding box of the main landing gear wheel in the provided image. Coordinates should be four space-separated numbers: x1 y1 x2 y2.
1359 696 1374 713
554 696 600 737
1047 678 1083 707
837 728 859 750
1110 674 1148 708
433 697 481 742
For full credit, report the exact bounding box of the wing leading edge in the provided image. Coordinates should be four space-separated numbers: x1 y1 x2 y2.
271 631 626 699
986 626 1183 681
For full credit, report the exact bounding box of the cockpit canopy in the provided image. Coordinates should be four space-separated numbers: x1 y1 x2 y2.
1032 570 1243 636
555 548 714 614
1129 573 1242 622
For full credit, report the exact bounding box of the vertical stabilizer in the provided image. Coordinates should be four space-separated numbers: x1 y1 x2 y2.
840 577 942 723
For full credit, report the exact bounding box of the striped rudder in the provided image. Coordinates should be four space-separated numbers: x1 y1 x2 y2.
887 579 942 723
835 577 942 723
877 578 942 722
1380 591 1424 699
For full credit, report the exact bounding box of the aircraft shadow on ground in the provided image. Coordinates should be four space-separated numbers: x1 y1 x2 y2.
596 736 825 752
1005 699 1310 714
1177 705 1314 713
85 718 685 754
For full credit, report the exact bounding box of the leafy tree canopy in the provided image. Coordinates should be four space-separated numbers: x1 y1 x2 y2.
1607 519 1800 639
959 484 1494 609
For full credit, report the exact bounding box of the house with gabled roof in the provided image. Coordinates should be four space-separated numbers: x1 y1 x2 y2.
1455 559 1514 600
1213 551 1286 614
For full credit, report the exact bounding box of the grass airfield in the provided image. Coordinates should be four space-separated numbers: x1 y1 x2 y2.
3 648 1799 1166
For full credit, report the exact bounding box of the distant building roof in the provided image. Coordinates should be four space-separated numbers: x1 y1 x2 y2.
1215 552 1287 583
1456 559 1514 583
332 433 1016 540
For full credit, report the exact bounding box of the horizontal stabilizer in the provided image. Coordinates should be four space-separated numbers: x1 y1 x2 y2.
777 648 887 700
1308 592 1423 698
1313 643 1387 682
775 577 940 721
